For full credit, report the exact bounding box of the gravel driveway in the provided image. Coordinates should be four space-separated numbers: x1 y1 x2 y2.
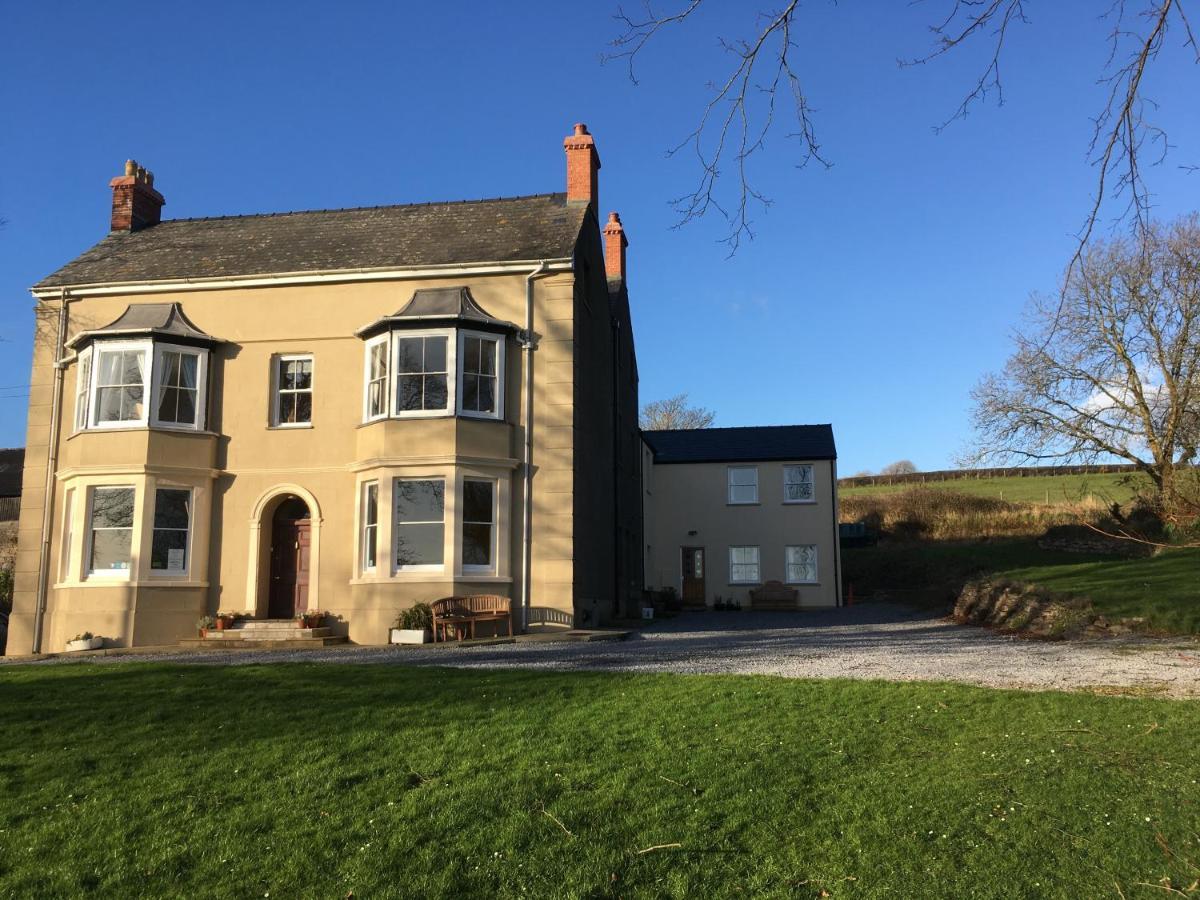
9 604 1199 696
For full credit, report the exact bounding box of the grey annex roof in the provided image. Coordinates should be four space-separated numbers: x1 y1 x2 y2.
0 447 24 498
642 425 837 464
66 302 220 350
34 193 587 289
356 286 518 337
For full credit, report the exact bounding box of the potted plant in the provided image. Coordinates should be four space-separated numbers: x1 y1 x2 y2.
65 632 103 652
215 612 238 631
196 615 216 637
390 603 433 644
297 609 324 629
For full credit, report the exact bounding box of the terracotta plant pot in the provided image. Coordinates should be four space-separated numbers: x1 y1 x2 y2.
215 618 230 631
199 628 208 638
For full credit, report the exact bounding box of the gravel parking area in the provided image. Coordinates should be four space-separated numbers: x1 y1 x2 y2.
9 604 1199 696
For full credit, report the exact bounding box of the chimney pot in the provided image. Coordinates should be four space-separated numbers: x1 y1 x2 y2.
574 123 589 136
109 158 165 232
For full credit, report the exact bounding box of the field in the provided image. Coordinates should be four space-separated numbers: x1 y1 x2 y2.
839 471 1148 505
1 663 1198 899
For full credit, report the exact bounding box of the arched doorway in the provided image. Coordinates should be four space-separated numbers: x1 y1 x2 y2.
267 496 312 618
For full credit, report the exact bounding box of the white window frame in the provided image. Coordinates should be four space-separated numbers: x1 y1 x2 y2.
393 477 446 573
361 480 379 573
59 487 75 582
727 466 759 505
272 353 314 428
785 544 819 584
150 343 208 432
456 330 505 421
461 477 497 574
392 329 456 419
149 486 193 577
89 340 151 429
728 546 761 585
362 335 390 423
783 464 815 504
86 485 137 579
73 347 92 432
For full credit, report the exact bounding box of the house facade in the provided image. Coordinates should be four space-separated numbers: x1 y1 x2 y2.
642 426 841 609
7 124 643 653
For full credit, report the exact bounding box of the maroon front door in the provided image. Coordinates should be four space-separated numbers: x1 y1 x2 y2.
269 517 311 618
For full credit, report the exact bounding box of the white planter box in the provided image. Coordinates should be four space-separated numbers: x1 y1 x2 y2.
390 628 431 645
641 607 655 620
65 637 103 652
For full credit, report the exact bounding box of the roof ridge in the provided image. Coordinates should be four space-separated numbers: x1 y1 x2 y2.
644 423 832 434
155 191 567 226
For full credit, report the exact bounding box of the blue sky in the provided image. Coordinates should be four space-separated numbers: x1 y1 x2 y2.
1 2 1196 474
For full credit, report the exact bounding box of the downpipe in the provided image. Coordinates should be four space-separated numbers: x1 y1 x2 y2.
519 262 551 632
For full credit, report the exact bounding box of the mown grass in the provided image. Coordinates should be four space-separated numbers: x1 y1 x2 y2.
843 541 1200 634
840 472 1148 505
0 663 1198 899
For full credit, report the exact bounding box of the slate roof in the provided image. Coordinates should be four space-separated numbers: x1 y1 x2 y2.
0 448 24 498
642 425 837 464
66 302 221 349
34 193 586 289
356 286 517 337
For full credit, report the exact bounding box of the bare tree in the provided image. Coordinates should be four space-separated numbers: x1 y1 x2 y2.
880 460 919 476
607 2 1198 254
640 393 716 430
970 213 1200 525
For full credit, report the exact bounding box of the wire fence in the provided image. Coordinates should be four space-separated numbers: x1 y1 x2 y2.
838 463 1145 489
0 497 20 522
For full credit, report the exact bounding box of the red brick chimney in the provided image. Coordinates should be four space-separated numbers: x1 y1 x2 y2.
110 160 164 232
563 123 600 209
603 212 627 287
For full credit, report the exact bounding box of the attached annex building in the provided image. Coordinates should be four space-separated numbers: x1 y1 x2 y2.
7 125 839 654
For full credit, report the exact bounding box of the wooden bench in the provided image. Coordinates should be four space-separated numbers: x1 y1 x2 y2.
431 595 514 642
749 580 799 610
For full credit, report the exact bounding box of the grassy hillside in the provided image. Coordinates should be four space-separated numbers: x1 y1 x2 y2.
840 471 1149 505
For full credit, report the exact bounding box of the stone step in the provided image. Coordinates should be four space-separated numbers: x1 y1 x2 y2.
180 636 350 650
203 626 332 640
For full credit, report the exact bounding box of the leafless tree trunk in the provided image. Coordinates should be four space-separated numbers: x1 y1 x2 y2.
607 1 1198 256
970 213 1200 526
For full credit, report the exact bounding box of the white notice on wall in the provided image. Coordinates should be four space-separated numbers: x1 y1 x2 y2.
167 549 186 572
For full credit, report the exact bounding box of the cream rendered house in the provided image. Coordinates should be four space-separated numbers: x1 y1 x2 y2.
7 124 644 653
642 426 842 609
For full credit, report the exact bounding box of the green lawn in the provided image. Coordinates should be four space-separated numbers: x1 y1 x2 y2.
840 472 1148 505
843 541 1200 634
1 664 1198 898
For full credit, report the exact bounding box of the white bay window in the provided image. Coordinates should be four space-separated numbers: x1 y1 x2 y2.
462 479 496 571
87 486 136 576
76 340 208 431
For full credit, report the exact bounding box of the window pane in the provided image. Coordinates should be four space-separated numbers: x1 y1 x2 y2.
786 482 814 501
92 488 135 528
397 375 422 411
98 351 122 384
151 529 188 572
424 374 447 409
363 482 379 570
368 380 385 415
91 529 132 572
97 387 123 422
396 480 445 522
370 342 388 378
477 376 495 413
279 393 297 422
424 337 447 373
478 340 496 376
463 480 493 523
463 336 481 373
154 489 191 529
463 523 492 566
397 338 423 373
176 389 197 425
295 392 312 423
731 485 757 503
462 374 479 411
395 523 444 567
122 350 145 384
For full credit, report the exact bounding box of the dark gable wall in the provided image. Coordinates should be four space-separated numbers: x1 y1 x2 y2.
570 213 643 624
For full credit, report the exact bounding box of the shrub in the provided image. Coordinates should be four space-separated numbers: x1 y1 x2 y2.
0 566 12 615
397 603 433 631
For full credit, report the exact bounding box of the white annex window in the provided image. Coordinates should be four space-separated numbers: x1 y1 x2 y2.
783 465 815 503
87 486 136 577
727 466 759 504
73 348 92 432
461 479 496 572
363 336 390 421
394 478 445 571
729 546 760 584
150 488 192 575
92 343 149 427
361 481 379 573
785 545 818 584
457 331 504 419
273 354 313 426
59 488 75 582
152 346 206 429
